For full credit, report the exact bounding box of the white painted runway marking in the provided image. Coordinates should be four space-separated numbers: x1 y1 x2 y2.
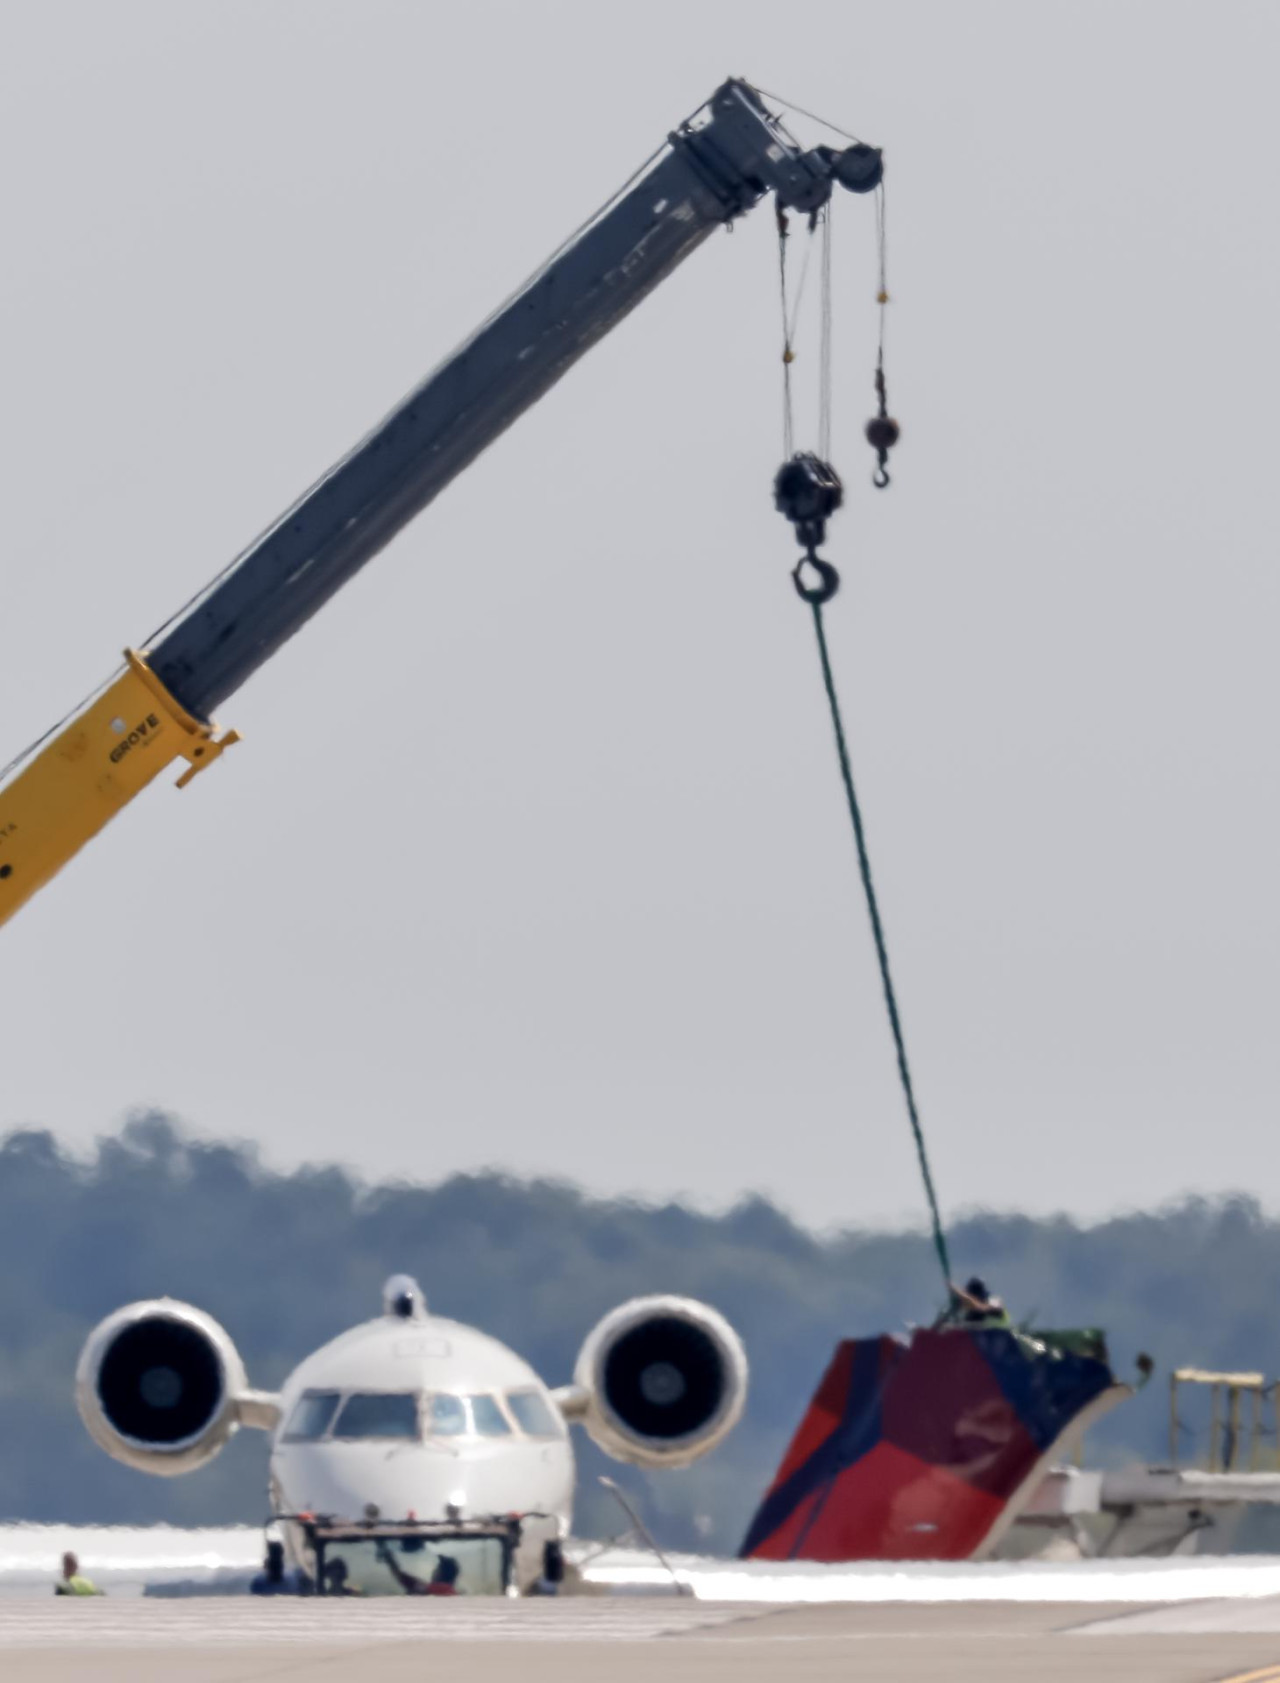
0 1598 770 1648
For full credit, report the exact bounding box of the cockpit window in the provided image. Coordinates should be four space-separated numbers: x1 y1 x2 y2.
332 1392 418 1439
422 1394 513 1438
506 1388 560 1438
284 1390 342 1441
426 1394 468 1437
469 1394 513 1437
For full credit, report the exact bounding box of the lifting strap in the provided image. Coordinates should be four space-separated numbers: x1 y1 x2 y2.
800 589 951 1290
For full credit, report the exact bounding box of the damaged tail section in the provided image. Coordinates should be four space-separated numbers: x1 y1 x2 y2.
740 1326 1128 1562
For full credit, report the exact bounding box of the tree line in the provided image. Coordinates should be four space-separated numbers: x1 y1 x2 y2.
0 1114 1274 1554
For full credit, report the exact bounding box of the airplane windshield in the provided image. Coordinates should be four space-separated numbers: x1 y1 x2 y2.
284 1391 342 1441
332 1393 418 1439
321 1536 506 1597
424 1393 513 1439
425 1394 467 1437
469 1395 512 1437
506 1389 559 1437
287 1390 525 1443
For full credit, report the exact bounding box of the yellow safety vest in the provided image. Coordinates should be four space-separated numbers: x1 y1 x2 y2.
56 1576 102 1597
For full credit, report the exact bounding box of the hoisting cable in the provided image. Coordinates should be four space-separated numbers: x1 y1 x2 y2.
819 205 834 462
776 204 795 460
752 86 868 148
771 164 949 1290
866 183 899 488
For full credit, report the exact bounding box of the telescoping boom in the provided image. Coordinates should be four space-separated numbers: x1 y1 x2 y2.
0 79 881 932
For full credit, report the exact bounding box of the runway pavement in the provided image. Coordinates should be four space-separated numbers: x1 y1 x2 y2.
6 1596 1280 1682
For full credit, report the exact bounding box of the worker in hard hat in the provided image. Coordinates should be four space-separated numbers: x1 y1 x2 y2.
54 1552 103 1596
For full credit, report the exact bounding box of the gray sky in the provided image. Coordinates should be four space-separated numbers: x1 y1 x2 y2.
0 1 1276 1230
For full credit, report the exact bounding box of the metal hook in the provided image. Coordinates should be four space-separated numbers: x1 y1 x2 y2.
872 463 890 490
792 551 840 605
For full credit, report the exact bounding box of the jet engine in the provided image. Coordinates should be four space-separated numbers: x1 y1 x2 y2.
569 1295 747 1469
76 1299 257 1476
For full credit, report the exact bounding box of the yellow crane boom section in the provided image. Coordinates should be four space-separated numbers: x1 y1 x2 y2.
0 84 879 937
0 652 238 929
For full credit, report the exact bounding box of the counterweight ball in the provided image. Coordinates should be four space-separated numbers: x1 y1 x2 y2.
865 416 900 452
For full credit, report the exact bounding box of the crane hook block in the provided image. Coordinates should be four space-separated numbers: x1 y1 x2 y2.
774 453 844 552
865 415 900 489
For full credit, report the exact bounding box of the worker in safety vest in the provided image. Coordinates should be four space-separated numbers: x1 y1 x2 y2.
54 1552 103 1596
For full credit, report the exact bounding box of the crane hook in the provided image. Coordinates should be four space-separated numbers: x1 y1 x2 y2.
792 548 840 605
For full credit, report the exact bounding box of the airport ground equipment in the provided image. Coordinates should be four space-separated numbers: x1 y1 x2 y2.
0 79 882 932
277 1513 530 1597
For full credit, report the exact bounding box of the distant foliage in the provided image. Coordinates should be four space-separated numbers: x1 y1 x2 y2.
0 1114 1271 1553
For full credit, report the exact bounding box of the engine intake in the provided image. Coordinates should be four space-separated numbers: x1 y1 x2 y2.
76 1300 247 1476
572 1295 747 1469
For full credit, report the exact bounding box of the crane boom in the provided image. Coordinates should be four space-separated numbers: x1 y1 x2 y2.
0 79 880 931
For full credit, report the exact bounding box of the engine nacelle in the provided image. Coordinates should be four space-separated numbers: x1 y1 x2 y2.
571 1295 747 1470
76 1299 247 1476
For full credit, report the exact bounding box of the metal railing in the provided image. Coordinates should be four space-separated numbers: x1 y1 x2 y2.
1169 1368 1276 1472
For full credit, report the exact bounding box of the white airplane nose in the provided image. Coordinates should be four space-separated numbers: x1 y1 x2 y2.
272 1439 574 1528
